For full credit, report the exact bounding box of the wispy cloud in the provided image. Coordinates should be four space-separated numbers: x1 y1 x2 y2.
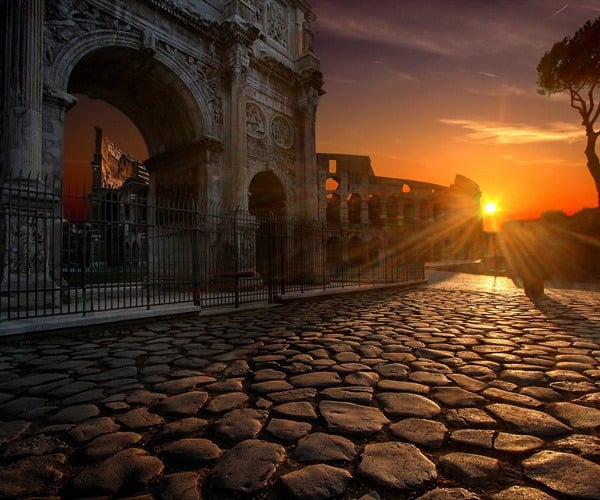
438 118 584 144
499 154 569 166
315 5 542 60
465 83 529 97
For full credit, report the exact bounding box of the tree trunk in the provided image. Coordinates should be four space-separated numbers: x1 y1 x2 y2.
585 131 600 207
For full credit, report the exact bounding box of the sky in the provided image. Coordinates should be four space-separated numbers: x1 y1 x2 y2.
312 0 600 223
63 0 600 224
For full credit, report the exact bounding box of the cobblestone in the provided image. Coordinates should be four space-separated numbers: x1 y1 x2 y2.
0 271 600 498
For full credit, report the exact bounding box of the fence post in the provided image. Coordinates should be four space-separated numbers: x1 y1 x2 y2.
234 207 240 308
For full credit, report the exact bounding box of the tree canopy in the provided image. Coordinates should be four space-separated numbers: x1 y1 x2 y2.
537 17 600 206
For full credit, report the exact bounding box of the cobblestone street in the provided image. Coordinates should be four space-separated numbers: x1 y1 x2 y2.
1 271 599 499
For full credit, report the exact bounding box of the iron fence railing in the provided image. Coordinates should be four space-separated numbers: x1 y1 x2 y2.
1 175 424 321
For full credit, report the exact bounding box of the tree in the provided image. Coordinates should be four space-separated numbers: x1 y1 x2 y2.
537 17 600 206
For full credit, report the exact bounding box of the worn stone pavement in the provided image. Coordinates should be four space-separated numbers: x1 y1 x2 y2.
1 271 599 499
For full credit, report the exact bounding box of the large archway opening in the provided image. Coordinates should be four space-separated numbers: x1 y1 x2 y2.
63 94 148 219
248 171 287 218
249 171 287 278
59 44 206 282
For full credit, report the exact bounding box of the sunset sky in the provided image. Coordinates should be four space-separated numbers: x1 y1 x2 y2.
64 0 600 223
313 0 600 223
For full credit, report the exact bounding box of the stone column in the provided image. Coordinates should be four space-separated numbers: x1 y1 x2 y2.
297 91 319 221
42 89 77 288
224 41 250 211
42 88 77 187
0 1 62 312
2 0 44 181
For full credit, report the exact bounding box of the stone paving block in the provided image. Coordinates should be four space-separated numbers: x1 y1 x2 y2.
208 439 286 494
280 464 352 499
523 450 600 499
358 442 437 491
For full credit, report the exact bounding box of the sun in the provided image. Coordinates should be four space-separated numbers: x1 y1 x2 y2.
483 202 497 215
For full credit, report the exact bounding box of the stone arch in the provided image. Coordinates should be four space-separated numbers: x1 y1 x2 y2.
45 30 215 142
249 170 287 218
326 193 341 223
348 235 364 265
387 195 400 219
347 193 361 224
368 194 381 223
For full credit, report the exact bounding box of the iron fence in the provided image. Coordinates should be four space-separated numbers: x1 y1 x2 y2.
1 175 424 321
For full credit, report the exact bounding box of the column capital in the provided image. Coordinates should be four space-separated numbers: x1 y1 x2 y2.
43 87 78 111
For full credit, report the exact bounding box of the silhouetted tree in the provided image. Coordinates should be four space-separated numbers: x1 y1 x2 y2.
537 17 600 205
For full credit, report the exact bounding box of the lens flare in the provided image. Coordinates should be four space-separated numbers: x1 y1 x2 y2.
484 202 497 215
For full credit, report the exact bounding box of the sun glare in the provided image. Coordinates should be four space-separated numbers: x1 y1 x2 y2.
483 202 497 215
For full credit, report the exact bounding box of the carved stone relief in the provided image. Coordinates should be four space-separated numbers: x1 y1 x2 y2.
248 137 268 159
158 40 222 132
44 0 134 66
270 114 293 149
246 102 266 139
266 1 288 48
8 216 45 274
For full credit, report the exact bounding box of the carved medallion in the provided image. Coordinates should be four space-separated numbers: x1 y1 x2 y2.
246 102 266 139
270 114 293 149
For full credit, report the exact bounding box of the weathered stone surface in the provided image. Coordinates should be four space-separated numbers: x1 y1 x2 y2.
205 392 249 413
319 401 389 436
377 392 441 418
209 440 286 494
289 372 342 388
250 380 294 393
486 403 570 437
280 464 352 499
2 434 68 459
389 418 447 448
70 448 163 495
358 442 436 490
268 388 318 403
490 485 556 500
48 404 99 423
68 417 120 443
125 390 166 405
320 386 373 404
483 387 543 408
0 420 31 445
294 432 356 462
418 487 481 499
154 375 216 394
546 402 600 431
272 401 318 420
84 431 142 461
266 418 312 441
445 408 497 429
438 452 499 485
523 450 600 499
493 432 544 454
158 417 208 440
117 408 165 429
430 387 485 407
213 408 267 440
159 438 222 464
344 371 379 386
377 380 430 393
154 391 208 416
449 429 494 449
499 369 546 386
0 453 67 498
158 472 201 500
373 362 410 379
554 434 600 459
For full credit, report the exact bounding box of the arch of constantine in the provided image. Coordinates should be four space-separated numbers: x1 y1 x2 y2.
0 0 482 318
